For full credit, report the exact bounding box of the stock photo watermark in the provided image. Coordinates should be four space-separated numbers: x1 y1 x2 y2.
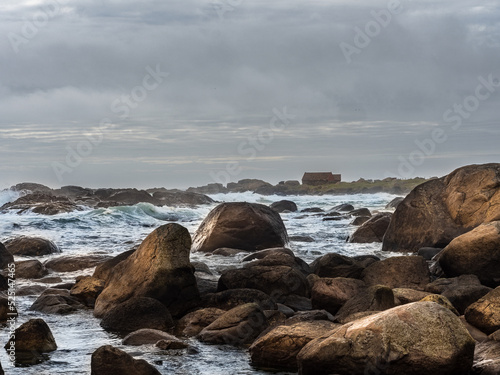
339 0 403 64
211 0 244 20
51 64 169 182
8 0 65 54
209 107 295 186
392 73 499 178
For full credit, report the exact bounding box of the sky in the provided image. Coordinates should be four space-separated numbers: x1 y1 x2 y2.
0 0 499 189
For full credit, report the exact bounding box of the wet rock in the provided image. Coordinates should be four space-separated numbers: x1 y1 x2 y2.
155 339 189 350
297 302 476 375
100 297 174 333
200 288 276 311
212 247 247 256
4 236 59 256
122 328 182 346
270 200 298 213
361 255 430 290
192 202 289 253
385 196 404 209
106 189 160 206
349 208 371 217
459 316 489 342
383 163 500 253
285 310 336 325
241 247 310 275
330 203 354 212
175 308 225 336
465 286 500 334
0 242 13 270
289 235 315 242
11 182 52 193
473 340 500 375
94 224 199 318
151 189 214 206
311 277 366 315
310 253 365 279
16 285 46 296
92 249 135 282
1 192 81 215
0 296 16 322
439 221 500 287
349 212 392 243
417 247 443 260
187 183 227 194
335 285 396 324
249 321 338 371
425 275 492 314
30 290 84 314
5 318 57 365
490 329 500 341
91 345 161 375
45 255 110 272
300 207 324 213
70 276 105 307
198 303 268 346
15 259 48 279
350 216 370 226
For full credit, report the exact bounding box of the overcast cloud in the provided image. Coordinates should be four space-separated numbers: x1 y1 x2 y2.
0 0 499 189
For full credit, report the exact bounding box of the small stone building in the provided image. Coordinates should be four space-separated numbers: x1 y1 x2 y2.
302 172 341 186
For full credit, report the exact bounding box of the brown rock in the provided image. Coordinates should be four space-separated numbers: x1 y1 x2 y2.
310 253 366 279
465 286 500 334
270 200 298 213
250 321 338 371
198 303 268 346
459 316 489 342
29 290 84 314
45 255 110 272
155 339 189 350
200 288 276 311
0 242 14 270
0 296 16 322
91 345 160 375
420 294 459 315
4 318 57 352
393 288 431 304
122 328 181 346
175 308 225 336
192 202 289 253
297 302 476 375
100 297 174 333
349 212 392 243
439 221 500 287
311 277 366 314
94 224 199 318
70 276 105 307
425 275 492 314
212 247 247 256
4 236 59 256
350 216 370 226
361 255 430 290
383 164 500 253
1 192 81 215
92 249 135 282
335 285 396 324
15 259 48 279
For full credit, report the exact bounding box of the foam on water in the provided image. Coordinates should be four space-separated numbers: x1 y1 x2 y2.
0 191 401 374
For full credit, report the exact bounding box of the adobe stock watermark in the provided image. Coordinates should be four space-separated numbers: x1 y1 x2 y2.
211 0 244 20
8 0 65 54
392 73 499 178
51 64 169 182
209 107 295 186
339 0 403 64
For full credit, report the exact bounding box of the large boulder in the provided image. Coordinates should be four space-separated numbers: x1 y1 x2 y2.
175 308 226 336
15 260 48 279
4 236 59 256
200 288 276 311
361 256 430 290
92 249 135 282
311 277 366 315
349 212 392 243
297 302 476 375
438 221 500 287
465 286 500 334
5 318 57 365
192 202 289 253
30 290 84 314
91 345 160 375
383 164 500 253
198 303 268 346
100 297 174 333
310 253 367 279
425 275 492 314
70 276 105 307
94 224 199 318
249 320 338 371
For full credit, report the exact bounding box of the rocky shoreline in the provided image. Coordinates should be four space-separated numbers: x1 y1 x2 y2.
0 163 499 374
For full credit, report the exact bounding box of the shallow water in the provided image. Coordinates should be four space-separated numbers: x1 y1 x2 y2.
0 190 401 374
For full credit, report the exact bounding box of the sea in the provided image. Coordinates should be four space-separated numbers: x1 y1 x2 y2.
0 189 402 374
